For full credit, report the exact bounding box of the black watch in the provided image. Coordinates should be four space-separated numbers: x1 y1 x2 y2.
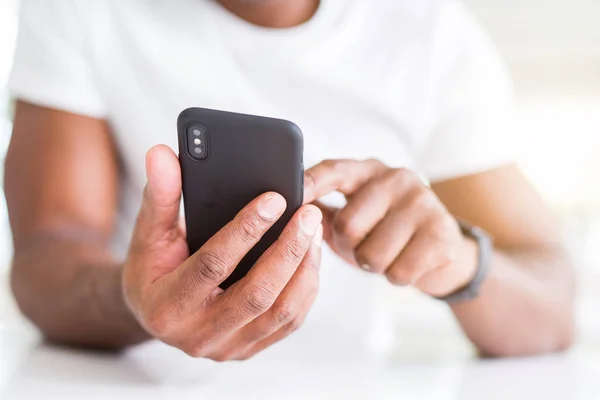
435 221 493 303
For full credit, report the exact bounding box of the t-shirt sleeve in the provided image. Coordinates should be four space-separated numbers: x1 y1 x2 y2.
416 1 518 182
8 0 107 118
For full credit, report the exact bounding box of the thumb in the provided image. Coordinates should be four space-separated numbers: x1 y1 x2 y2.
136 145 182 242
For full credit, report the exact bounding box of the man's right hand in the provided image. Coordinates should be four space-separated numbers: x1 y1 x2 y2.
122 145 323 361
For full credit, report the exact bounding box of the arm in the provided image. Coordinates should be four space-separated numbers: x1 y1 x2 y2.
5 101 148 348
305 160 574 358
432 165 575 357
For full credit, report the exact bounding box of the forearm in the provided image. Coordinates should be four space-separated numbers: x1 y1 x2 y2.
10 236 149 349
451 249 575 357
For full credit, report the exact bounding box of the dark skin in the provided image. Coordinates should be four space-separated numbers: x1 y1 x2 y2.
218 0 320 28
5 0 574 359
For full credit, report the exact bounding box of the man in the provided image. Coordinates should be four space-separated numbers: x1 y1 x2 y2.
5 0 574 362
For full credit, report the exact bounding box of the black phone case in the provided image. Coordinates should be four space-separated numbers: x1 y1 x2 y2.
178 108 304 289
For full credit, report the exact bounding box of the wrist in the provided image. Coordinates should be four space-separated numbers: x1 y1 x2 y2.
435 222 493 303
449 235 479 294
430 236 478 298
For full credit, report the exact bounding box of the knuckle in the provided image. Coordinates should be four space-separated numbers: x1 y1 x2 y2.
408 188 436 211
429 232 457 267
385 269 412 286
426 214 457 242
191 251 229 284
184 343 208 359
237 214 264 241
281 238 307 264
333 214 359 239
242 285 276 315
390 167 416 183
441 214 461 236
339 182 355 194
144 308 174 337
322 159 340 170
365 158 385 168
288 317 304 333
272 302 298 325
373 173 393 191
438 248 456 268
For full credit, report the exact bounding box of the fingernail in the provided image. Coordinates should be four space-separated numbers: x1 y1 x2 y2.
258 194 286 220
300 209 322 236
312 224 324 247
361 264 371 271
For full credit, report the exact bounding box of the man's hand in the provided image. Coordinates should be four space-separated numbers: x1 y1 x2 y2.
304 159 477 298
7 102 573 357
123 145 323 361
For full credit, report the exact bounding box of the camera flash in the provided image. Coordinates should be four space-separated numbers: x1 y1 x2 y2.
194 138 202 145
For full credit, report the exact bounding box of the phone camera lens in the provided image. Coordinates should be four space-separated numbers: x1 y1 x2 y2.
187 125 208 160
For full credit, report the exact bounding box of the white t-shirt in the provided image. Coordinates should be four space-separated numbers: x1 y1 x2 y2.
9 0 516 364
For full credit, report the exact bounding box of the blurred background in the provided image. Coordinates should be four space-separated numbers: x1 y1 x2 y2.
1 0 599 354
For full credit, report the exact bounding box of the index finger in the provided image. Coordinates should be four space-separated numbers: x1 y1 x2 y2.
158 192 287 303
206 204 322 332
303 159 388 203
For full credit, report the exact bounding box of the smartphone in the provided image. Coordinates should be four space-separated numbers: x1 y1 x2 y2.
177 108 304 290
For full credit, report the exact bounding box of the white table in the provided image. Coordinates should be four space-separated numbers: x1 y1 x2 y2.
3 273 600 400
2 320 600 400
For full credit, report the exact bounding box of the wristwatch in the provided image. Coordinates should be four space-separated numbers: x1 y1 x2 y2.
435 221 493 303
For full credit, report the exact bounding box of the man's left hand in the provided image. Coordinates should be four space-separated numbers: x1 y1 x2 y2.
304 159 478 297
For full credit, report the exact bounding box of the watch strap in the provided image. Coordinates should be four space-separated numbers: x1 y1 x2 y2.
435 221 493 303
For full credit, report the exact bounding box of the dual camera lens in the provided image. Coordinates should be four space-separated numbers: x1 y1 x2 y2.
187 125 208 160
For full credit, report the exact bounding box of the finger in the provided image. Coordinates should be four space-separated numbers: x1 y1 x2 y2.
384 219 456 287
237 276 320 361
157 192 287 306
312 201 337 248
134 145 182 245
412 220 474 297
354 190 429 273
209 226 323 361
207 205 322 333
313 201 357 265
231 225 323 350
304 159 388 203
331 176 396 249
236 235 322 361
